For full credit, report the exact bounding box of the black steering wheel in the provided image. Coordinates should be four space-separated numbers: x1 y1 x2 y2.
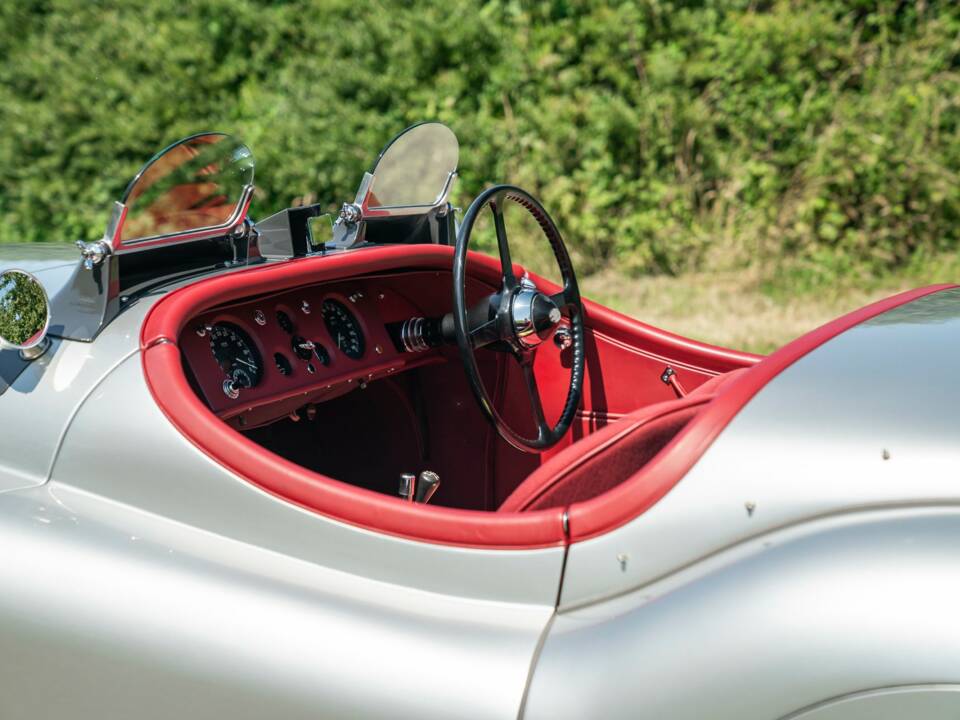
453 185 585 453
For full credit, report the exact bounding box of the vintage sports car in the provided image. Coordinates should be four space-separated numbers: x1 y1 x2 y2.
1 123 959 720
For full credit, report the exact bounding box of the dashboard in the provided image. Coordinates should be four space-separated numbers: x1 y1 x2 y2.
179 270 490 430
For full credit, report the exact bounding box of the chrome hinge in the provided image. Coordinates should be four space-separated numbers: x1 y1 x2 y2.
76 240 110 270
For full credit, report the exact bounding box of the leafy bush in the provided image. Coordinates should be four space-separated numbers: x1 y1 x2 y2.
0 0 957 282
0 271 47 345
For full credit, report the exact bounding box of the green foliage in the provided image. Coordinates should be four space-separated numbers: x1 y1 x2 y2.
0 272 47 346
0 0 958 283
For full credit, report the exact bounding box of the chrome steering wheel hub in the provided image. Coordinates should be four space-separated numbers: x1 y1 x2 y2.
511 286 562 348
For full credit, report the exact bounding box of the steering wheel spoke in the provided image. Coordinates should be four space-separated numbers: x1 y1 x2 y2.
549 289 576 314
469 317 500 348
491 201 516 290
520 359 551 439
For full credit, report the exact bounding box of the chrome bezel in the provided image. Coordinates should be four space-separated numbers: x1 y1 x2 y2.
511 287 561 349
0 269 52 354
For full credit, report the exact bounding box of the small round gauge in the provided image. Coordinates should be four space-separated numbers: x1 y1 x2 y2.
322 299 365 359
274 352 293 376
276 310 295 334
209 323 263 390
313 343 330 367
291 335 314 361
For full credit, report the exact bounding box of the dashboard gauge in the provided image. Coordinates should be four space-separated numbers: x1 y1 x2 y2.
291 335 314 361
276 310 295 334
274 352 293 376
209 323 263 390
322 299 365 359
313 343 330 366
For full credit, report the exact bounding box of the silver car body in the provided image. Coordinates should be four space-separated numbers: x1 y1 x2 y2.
1 244 958 719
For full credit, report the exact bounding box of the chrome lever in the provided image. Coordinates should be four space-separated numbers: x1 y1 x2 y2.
414 471 440 504
398 471 441 504
399 473 417 502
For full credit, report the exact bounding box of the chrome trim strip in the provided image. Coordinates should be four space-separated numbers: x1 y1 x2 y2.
114 184 255 253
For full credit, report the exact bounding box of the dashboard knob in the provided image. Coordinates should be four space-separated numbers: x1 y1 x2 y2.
222 378 240 399
554 326 573 350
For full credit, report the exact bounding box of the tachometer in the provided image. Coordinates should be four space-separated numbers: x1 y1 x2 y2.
209 323 263 393
321 299 365 359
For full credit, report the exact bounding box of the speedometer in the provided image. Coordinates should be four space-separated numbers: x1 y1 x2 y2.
322 299 365 359
209 323 263 391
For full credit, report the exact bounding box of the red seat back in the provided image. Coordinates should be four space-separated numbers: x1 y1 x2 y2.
499 395 712 512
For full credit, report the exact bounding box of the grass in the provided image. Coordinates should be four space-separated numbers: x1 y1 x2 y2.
581 252 960 355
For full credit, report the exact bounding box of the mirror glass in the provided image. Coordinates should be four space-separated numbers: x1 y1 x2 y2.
367 122 458 209
117 132 255 247
307 213 335 247
0 270 50 349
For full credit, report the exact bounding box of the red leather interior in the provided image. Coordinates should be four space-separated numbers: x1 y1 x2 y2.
139 242 948 548
144 341 568 548
179 270 496 426
499 395 712 512
489 272 761 503
689 367 748 396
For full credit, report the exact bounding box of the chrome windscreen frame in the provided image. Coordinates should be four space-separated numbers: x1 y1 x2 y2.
52 184 258 343
328 170 457 250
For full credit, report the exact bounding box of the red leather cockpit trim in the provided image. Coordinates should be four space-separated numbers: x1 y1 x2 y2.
564 283 958 541
139 241 951 548
139 244 761 548
141 245 570 549
499 394 714 512
143 342 568 548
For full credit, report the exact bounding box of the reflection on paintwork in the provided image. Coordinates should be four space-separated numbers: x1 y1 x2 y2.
862 287 960 326
52 342 94 392
560 287 960 610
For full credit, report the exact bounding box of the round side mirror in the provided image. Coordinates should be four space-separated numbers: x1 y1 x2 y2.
0 269 51 359
367 122 459 209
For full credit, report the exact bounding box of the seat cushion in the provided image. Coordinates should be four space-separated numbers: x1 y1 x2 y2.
499 394 713 512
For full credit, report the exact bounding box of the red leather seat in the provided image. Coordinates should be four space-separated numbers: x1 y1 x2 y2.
498 369 747 512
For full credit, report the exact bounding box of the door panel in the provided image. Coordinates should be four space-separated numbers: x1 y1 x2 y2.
489 288 760 505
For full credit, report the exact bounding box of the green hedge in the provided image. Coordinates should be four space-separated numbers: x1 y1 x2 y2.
1 1 958 282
